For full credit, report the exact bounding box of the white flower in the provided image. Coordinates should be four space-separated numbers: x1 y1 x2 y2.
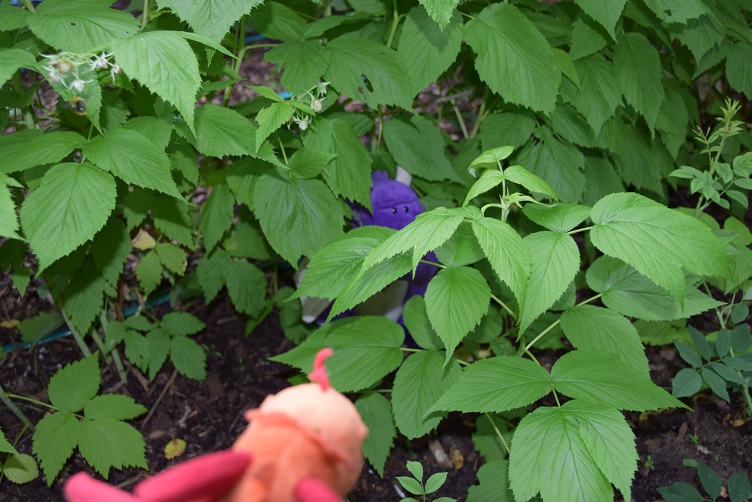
292 114 310 131
89 52 110 71
315 81 330 98
110 63 122 82
311 98 322 113
70 77 92 92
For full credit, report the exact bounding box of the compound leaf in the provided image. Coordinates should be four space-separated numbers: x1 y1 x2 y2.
78 418 147 478
156 0 263 42
355 393 396 477
32 412 80 485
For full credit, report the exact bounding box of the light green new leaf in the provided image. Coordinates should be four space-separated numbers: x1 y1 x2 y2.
255 102 294 149
47 355 100 412
0 130 86 174
21 163 115 271
270 317 404 392
83 128 180 198
161 312 205 337
642 0 707 24
464 3 560 114
110 32 200 133
509 406 613 502
515 128 584 203
468 146 515 170
122 116 174 151
393 351 461 438
417 0 460 29
264 41 331 96
155 243 187 275
590 193 727 303
84 395 147 421
199 184 234 251
79 418 147 478
573 0 626 38
561 305 649 377
560 54 621 136
2 453 39 484
473 218 530 304
136 251 162 295
0 174 21 239
28 0 138 52
467 460 514 502
170 336 206 380
430 356 551 413
0 4 31 31
382 116 461 183
32 412 81 485
523 203 591 233
325 36 413 110
551 350 687 410
519 231 579 333
60 260 107 335
355 393 396 477
399 7 462 95
0 49 36 88
196 249 233 303
177 104 257 158
287 146 334 179
726 43 752 99
254 173 344 265
157 0 263 42
614 33 664 135
463 169 504 206
504 165 559 200
0 427 19 455
226 260 267 318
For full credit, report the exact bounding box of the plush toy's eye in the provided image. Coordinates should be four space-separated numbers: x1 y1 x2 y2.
404 206 409 212
391 207 397 214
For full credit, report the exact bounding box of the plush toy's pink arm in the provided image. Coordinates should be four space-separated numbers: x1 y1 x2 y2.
134 450 251 502
64 472 139 502
295 477 344 502
308 347 333 391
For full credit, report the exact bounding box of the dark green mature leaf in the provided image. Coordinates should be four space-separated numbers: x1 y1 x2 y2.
255 102 294 148
399 7 462 96
642 0 707 23
196 249 233 303
84 129 180 198
264 41 331 96
33 412 80 485
136 251 162 295
226 260 267 318
0 49 36 88
551 350 686 410
573 0 626 38
519 231 579 333
417 0 460 29
561 305 649 377
0 130 86 174
590 193 727 303
434 223 484 268
170 336 206 380
122 116 174 151
382 116 461 183
27 0 138 52
84 395 147 421
78 418 147 477
252 1 306 41
467 460 514 502
48 355 100 412
157 0 263 42
355 393 396 477
672 368 702 398
155 243 186 275
658 482 704 502
0 4 31 31
21 163 116 271
147 328 171 380
673 16 725 62
726 43 752 98
393 351 461 438
253 173 344 265
0 174 21 239
430 356 551 413
110 32 200 133
614 33 664 134
161 312 205 337
465 3 560 114
570 17 608 61
61 260 106 335
325 36 413 110
560 54 621 136
199 184 234 251
728 472 752 502
177 104 257 157
425 267 491 361
271 317 405 392
91 218 131 288
151 195 194 248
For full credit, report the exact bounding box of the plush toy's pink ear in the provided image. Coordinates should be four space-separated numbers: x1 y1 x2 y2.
134 450 251 502
295 477 343 502
308 348 333 391
64 472 138 502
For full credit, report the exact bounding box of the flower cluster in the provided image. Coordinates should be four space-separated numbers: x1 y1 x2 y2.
291 81 330 131
41 52 122 92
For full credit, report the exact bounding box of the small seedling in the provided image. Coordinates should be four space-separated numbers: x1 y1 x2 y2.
659 459 752 502
644 455 655 471
396 460 456 502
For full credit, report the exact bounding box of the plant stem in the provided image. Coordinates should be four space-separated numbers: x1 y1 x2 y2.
469 87 489 138
21 0 35 12
419 259 445 269
6 393 57 412
99 311 128 383
386 0 400 50
567 226 593 235
524 320 560 352
490 293 517 320
451 99 469 139
141 0 149 31
0 384 33 430
484 412 511 455
277 136 289 165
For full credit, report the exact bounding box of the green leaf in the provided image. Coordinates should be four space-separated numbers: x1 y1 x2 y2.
480 112 536 150
155 242 187 275
519 231 579 333
0 130 86 174
83 128 180 198
393 351 462 438
78 418 147 478
382 116 461 183
270 316 404 392
252 1 307 41
464 3 560 114
355 393 395 477
170 336 206 380
470 146 515 169
590 193 728 303
196 249 233 303
122 116 174 151
551 350 686 410
614 33 664 134
0 5 31 31
60 260 106 335
255 101 294 149
434 223 484 268
47 355 101 413
472 415 509 463
156 0 263 42
471 217 530 308
573 0 626 38
152 195 194 248
32 412 80 485
27 0 138 52
0 427 19 456
325 35 413 110
403 296 443 351
124 330 149 372
467 460 514 502
174 104 257 158
642 0 707 24
672 368 702 398
136 251 163 295
0 240 31 295
0 49 36 88
0 174 21 239
560 54 621 136
561 305 649 377
430 356 551 413
424 472 447 494
728 472 752 502
726 43 752 99
673 16 724 64
509 405 613 502
524 203 591 233
417 0 460 29
226 260 267 318
658 482 704 502
697 462 723 499
147 328 171 380
84 394 147 421
254 172 344 265
586 256 723 321
91 218 131 288
425 266 491 361
553 48 580 89
287 146 333 180
398 7 462 95
199 184 234 251
398 476 425 496
406 461 424 482
264 41 331 96
110 32 200 133
2 453 39 484
462 170 502 205
570 17 608 61
161 312 205 337
701 367 729 402
504 165 559 200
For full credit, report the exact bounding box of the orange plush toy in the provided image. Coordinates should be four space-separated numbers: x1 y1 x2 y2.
64 348 368 502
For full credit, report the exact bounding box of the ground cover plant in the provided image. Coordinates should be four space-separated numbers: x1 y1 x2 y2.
0 0 751 500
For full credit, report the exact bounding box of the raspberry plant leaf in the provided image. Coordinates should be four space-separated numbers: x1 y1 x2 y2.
161 312 205 337
255 102 294 150
429 357 551 413
146 328 171 381
642 0 707 24
0 48 36 88
403 296 443 351
355 392 396 477
32 412 81 485
271 316 404 393
467 460 514 502
155 243 187 276
226 260 267 318
573 0 626 38
122 116 174 151
559 54 621 136
725 42 752 99
196 249 233 303
136 251 162 296
78 418 147 477
91 218 132 289
417 0 460 29
0 427 19 455
0 4 31 31
264 40 331 96
199 184 234 252
523 203 591 234
170 336 207 380
83 128 181 199
464 3 560 114
392 351 462 439
84 395 148 421
2 453 39 484
0 174 21 239
156 0 264 43
150 195 194 248
175 104 257 158
60 260 107 335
